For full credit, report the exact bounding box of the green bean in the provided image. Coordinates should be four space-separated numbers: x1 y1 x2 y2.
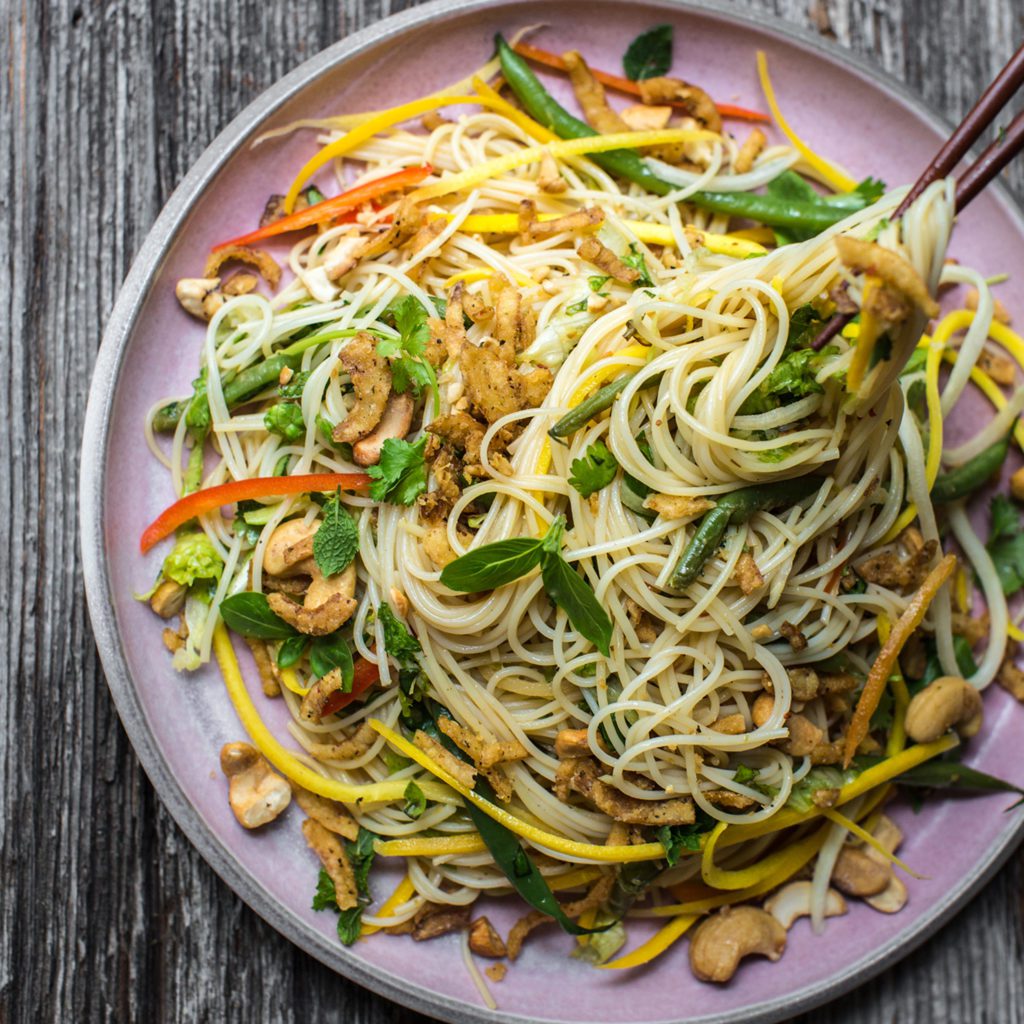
930 434 1011 505
497 36 866 236
669 476 822 590
496 36 673 197
549 374 637 440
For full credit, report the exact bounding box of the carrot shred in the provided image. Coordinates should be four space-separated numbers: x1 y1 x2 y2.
842 553 958 766
511 41 770 123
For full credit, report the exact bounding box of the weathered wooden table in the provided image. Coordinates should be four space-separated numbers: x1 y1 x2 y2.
4 1 1023 1021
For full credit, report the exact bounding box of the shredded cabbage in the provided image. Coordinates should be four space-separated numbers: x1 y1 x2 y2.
162 530 224 587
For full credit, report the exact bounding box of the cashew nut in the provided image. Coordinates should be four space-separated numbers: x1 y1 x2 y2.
352 391 414 466
220 742 292 828
763 880 847 930
863 814 903 866
149 579 187 618
831 846 891 897
865 875 908 914
688 906 786 983
263 519 318 577
904 675 983 743
175 277 223 320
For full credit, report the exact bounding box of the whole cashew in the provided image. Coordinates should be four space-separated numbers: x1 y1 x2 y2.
831 846 891 897
263 519 318 577
352 391 414 466
764 880 847 930
689 906 786 983
267 560 357 636
904 675 983 744
220 742 291 828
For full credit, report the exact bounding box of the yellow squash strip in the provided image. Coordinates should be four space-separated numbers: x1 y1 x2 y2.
723 735 957 844
883 324 954 543
756 51 857 193
442 268 496 288
600 914 699 970
548 866 606 892
701 818 832 891
877 614 910 757
360 874 416 937
820 806 924 877
283 92 532 211
955 568 970 614
471 75 559 145
408 128 718 204
846 275 883 394
368 718 668 863
1010 622 1024 643
213 624 454 806
374 833 487 857
448 212 766 256
843 554 957 766
279 665 309 697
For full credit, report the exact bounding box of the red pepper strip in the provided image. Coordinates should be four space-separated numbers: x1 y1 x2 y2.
321 655 380 716
512 42 770 123
139 473 371 553
210 165 433 252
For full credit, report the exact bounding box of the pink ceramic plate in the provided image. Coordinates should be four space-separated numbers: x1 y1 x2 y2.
81 2 1024 1021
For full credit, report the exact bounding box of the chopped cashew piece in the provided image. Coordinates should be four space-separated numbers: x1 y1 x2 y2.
302 818 358 910
150 579 187 618
220 742 292 829
831 846 891 897
904 675 983 743
689 906 786 983
643 494 714 519
966 288 1012 325
619 103 673 132
175 277 223 320
764 880 847 929
468 916 508 958
263 518 318 576
554 728 594 759
352 391 415 466
865 876 908 914
734 552 765 594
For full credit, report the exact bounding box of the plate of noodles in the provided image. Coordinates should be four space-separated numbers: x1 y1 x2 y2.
81 1 1024 1021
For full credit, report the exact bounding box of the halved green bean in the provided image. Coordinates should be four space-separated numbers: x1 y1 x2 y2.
669 476 822 590
549 374 637 440
930 434 1011 505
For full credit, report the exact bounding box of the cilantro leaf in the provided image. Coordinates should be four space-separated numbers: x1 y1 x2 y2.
391 295 431 357
987 494 1024 597
379 296 438 408
378 601 422 671
853 177 886 203
264 402 305 441
367 436 428 504
623 24 673 81
403 781 427 819
569 441 619 498
313 490 359 577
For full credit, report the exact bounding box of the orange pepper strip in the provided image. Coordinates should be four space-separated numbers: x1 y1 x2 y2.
511 42 770 123
139 472 371 552
842 553 958 766
210 165 432 252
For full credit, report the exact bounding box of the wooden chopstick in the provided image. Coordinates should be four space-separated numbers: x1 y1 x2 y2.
810 41 1024 351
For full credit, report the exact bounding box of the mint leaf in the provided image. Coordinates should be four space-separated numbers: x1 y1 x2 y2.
440 537 544 592
311 868 337 911
623 24 672 81
220 592 297 640
403 781 426 819
313 490 359 577
569 441 619 498
367 436 428 504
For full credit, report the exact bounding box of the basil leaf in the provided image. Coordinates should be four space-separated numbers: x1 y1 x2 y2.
310 632 354 690
220 592 298 640
622 24 672 81
657 809 716 867
540 551 613 656
276 634 308 668
403 780 427 819
439 538 544 592
313 490 359 577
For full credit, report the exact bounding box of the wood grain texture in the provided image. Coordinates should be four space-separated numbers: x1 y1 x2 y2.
2 1 1023 1022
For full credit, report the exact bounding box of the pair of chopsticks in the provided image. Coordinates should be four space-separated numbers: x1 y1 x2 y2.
812 40 1024 351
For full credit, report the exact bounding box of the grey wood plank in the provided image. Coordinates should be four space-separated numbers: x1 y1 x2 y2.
1 1 1021 1023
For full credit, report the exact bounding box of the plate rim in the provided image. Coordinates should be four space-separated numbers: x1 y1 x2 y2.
79 2 1024 1022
